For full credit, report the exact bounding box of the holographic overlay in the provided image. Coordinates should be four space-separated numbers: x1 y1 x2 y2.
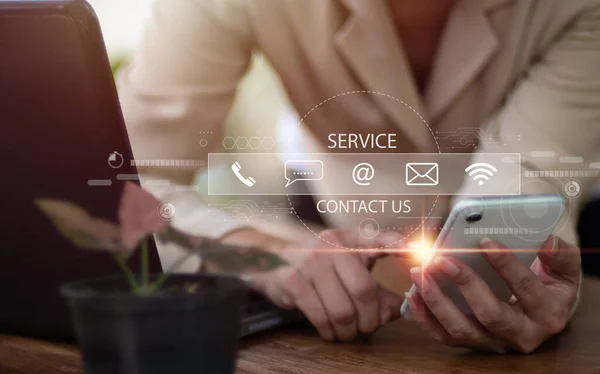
208 199 295 223
434 127 521 151
157 202 176 221
277 91 442 249
207 153 521 196
284 160 324 187
222 136 276 150
131 160 204 167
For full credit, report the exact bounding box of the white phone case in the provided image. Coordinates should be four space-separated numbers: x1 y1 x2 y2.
401 194 566 320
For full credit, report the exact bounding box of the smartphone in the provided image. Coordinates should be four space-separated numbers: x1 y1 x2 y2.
401 194 566 320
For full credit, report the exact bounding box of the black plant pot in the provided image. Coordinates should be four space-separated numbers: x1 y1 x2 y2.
60 273 247 374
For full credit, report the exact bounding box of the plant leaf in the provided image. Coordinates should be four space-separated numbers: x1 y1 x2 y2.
156 226 287 274
118 182 168 249
35 199 122 251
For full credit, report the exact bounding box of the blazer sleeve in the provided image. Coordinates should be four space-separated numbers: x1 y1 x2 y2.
117 0 260 270
456 5 600 317
457 5 600 246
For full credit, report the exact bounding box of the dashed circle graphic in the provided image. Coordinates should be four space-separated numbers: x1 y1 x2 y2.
284 91 441 249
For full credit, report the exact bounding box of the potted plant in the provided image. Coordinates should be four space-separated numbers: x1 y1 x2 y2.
35 182 286 374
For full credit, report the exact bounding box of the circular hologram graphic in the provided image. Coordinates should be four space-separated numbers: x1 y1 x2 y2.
563 179 582 199
358 218 380 240
108 151 124 169
157 202 176 221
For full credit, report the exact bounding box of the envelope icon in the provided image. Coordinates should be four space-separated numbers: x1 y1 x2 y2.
406 163 439 186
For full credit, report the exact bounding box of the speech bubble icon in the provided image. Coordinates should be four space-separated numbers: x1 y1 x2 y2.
284 160 324 188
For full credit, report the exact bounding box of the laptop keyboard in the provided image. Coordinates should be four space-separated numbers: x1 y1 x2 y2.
243 292 280 316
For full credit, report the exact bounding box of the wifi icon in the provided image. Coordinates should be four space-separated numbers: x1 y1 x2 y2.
465 163 498 186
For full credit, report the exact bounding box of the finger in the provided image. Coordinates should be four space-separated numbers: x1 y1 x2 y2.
376 231 407 249
244 271 295 310
319 229 383 268
537 235 581 285
321 230 407 268
336 229 388 268
408 291 509 353
354 228 395 250
280 268 335 340
431 256 528 342
358 250 388 270
480 238 554 318
320 230 404 268
377 286 404 324
371 231 412 260
410 267 490 346
405 291 451 344
333 254 380 334
358 231 407 269
321 228 376 249
310 258 358 342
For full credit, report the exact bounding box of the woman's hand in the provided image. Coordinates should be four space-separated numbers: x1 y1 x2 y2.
246 229 406 342
405 235 581 353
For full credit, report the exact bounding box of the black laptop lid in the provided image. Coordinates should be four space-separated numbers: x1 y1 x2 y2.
0 0 161 341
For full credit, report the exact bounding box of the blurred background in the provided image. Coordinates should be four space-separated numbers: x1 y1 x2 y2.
89 0 314 273
89 0 600 275
90 0 296 190
90 0 292 132
87 0 151 63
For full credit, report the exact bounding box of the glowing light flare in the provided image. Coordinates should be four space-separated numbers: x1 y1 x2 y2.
408 239 436 264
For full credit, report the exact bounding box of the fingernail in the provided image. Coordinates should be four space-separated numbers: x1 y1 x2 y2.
433 256 460 277
404 292 410 300
539 235 559 257
480 237 503 260
480 237 495 248
410 267 428 290
405 293 417 314
550 235 559 252
380 308 392 325
281 294 293 308
410 267 421 276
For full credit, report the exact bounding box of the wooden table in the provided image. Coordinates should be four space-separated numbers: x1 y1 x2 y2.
2 277 600 374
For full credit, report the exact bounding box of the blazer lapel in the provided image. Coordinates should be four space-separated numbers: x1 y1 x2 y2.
334 0 435 151
425 0 518 122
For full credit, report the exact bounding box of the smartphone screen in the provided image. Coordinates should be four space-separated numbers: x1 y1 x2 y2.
401 194 565 319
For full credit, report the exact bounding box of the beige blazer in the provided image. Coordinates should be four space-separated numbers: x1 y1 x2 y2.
118 0 600 265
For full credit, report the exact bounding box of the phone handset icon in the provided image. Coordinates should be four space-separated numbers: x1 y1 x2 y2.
231 162 256 187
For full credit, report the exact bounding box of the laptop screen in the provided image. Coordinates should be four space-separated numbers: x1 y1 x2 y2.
0 0 161 340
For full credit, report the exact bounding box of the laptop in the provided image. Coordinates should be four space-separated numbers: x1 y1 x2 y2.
0 0 302 342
